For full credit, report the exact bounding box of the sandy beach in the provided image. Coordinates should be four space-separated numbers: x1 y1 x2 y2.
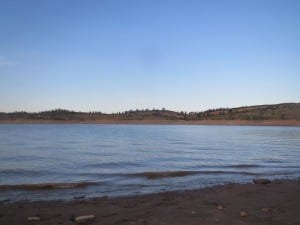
1 179 299 225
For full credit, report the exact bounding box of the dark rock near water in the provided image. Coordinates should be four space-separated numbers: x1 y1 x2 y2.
253 179 271 184
74 196 85 199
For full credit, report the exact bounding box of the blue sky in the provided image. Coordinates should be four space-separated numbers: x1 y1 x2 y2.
0 0 299 112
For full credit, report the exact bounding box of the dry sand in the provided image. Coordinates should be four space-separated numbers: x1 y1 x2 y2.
0 179 299 225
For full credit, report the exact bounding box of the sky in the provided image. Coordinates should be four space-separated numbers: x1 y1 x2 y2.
0 0 299 113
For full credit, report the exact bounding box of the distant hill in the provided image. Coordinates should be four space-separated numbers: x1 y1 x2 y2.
0 103 299 124
195 103 300 121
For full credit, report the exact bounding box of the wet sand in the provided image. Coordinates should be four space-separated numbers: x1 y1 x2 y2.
1 179 299 225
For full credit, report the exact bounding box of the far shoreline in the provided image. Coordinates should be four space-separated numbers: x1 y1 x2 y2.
0 119 300 126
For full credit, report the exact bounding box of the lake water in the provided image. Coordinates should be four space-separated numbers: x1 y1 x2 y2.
0 124 299 202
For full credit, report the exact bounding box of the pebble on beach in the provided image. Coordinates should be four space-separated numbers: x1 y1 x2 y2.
217 205 224 210
261 207 271 212
240 211 248 217
75 215 95 224
27 216 40 221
